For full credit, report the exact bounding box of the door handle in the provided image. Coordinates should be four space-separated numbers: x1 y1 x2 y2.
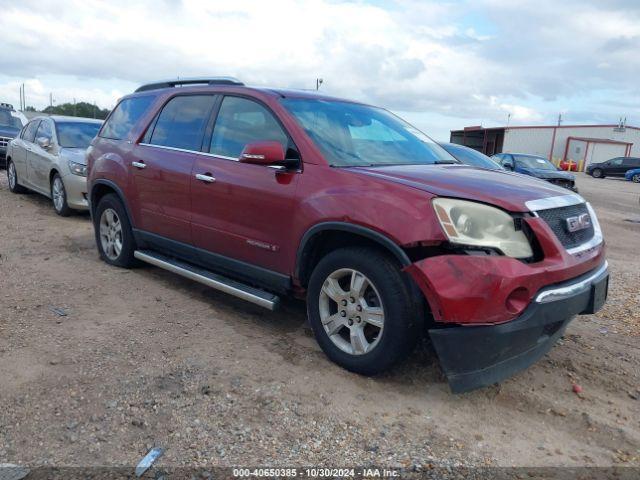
131 161 146 169
195 173 216 183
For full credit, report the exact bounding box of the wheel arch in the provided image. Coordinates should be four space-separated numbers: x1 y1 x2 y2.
295 222 411 287
90 179 134 224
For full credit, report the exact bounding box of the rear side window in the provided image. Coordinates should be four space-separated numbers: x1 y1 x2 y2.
623 158 640 167
148 95 216 151
100 96 155 140
210 96 288 158
23 120 40 143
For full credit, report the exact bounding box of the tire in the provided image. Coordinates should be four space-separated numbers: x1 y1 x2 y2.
592 168 604 179
632 174 640 183
94 193 137 268
51 173 73 217
307 246 421 375
7 160 27 194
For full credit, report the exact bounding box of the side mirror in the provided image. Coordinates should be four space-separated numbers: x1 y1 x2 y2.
239 141 285 165
504 162 514 170
36 137 52 150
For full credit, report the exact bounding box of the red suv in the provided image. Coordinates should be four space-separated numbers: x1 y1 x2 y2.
87 78 608 393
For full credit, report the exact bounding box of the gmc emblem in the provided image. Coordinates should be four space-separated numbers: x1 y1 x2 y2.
565 213 591 233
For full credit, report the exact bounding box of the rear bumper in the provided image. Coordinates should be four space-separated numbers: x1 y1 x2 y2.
429 261 609 393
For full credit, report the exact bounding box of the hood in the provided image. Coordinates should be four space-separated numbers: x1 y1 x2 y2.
59 147 88 165
516 167 575 180
0 125 20 138
348 164 578 212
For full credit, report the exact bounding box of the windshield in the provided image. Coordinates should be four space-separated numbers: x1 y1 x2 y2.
440 143 502 170
56 122 101 148
515 155 557 171
280 98 457 167
0 110 23 129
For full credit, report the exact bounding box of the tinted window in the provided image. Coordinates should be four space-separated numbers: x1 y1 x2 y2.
281 98 453 167
35 120 53 141
23 120 40 143
149 95 215 151
609 158 623 166
441 143 501 170
56 122 102 148
514 155 557 171
100 96 155 140
210 97 288 158
622 157 640 167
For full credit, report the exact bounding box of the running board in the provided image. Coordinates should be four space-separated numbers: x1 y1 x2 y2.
134 250 280 310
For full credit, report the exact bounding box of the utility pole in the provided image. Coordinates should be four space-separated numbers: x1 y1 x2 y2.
557 113 562 126
316 78 323 90
73 98 77 117
50 93 53 108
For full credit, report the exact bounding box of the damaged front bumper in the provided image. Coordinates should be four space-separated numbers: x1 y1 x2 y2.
428 261 609 393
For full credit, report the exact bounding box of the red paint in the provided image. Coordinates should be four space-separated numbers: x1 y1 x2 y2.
88 85 606 327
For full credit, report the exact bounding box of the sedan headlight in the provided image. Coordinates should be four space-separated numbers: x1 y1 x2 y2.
432 198 533 258
68 160 87 177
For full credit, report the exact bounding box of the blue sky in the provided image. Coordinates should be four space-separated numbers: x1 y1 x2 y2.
1 0 639 140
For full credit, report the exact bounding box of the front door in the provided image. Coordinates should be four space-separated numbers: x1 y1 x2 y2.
190 95 300 276
132 94 217 248
28 119 56 193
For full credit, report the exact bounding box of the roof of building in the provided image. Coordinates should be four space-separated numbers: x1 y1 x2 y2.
453 123 640 132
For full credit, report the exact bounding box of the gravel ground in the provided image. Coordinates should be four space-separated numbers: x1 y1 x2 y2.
0 172 638 477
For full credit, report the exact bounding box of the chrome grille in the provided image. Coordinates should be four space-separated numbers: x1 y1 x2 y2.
536 203 595 249
0 136 10 148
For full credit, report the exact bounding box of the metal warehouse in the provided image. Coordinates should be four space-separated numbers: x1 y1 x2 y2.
450 123 640 171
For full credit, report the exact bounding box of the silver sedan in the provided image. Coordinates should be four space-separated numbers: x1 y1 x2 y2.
6 115 102 216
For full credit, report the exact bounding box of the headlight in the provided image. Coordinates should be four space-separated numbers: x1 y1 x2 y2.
433 198 533 258
68 160 87 177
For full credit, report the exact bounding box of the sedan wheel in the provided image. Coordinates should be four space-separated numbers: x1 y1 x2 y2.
99 208 123 261
633 174 640 183
8 162 17 190
592 168 603 178
318 268 385 355
52 177 65 211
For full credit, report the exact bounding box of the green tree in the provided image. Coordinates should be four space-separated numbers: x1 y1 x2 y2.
43 101 110 119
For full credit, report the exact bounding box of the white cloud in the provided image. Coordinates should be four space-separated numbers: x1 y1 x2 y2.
0 0 637 133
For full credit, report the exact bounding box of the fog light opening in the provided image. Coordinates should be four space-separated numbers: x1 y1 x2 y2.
505 287 530 315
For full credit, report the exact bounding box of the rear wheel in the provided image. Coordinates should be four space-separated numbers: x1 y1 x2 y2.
51 173 73 217
94 193 136 268
632 174 640 183
307 247 421 375
7 161 27 193
592 168 604 178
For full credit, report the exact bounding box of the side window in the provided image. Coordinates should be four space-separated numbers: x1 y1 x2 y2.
35 120 53 142
23 120 40 143
100 96 155 140
610 158 623 166
622 158 638 167
148 95 216 151
210 96 288 159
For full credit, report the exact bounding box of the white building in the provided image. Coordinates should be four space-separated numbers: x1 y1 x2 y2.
450 123 640 171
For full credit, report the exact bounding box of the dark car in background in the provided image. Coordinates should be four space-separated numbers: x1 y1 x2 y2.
493 152 578 192
0 103 27 169
439 142 503 170
586 157 640 179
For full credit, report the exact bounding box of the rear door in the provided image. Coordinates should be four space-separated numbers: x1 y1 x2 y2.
133 94 217 249
11 120 38 185
190 95 300 277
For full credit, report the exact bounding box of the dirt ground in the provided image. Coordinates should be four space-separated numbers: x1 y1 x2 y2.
0 172 638 473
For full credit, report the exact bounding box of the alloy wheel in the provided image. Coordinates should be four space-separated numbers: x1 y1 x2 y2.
99 208 123 260
52 177 65 212
633 174 640 183
8 162 16 189
318 268 385 355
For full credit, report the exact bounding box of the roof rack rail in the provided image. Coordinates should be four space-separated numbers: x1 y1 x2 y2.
135 77 244 93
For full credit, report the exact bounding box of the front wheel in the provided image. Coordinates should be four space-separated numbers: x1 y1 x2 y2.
592 168 604 178
94 193 137 268
307 247 421 375
632 174 640 183
51 173 73 216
